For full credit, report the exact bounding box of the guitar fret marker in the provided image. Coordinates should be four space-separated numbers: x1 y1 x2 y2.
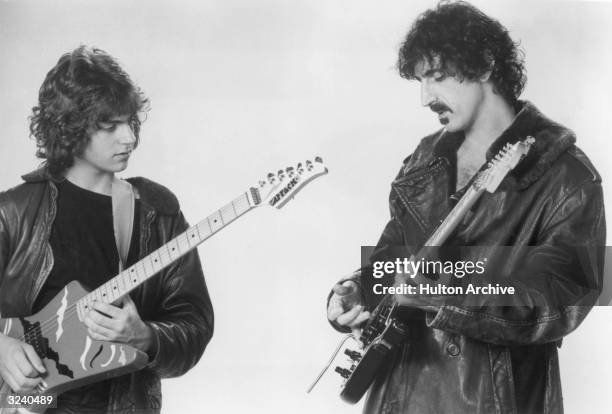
89 162 324 335
0 159 328 401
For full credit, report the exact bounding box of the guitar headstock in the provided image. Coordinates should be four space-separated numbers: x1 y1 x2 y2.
249 157 328 209
476 136 535 193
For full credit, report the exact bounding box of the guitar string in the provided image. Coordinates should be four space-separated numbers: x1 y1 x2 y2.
13 175 302 340
357 144 528 341
3 173 317 386
9 210 224 385
17 196 253 342
19 166 325 343
13 172 362 342
356 182 486 345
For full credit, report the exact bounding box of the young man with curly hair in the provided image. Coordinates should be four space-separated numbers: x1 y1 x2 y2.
0 46 213 413
328 2 605 413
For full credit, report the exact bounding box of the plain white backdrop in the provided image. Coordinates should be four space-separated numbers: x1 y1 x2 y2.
0 0 611 412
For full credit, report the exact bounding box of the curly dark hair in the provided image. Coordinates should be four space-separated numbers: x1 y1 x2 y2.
397 1 526 104
29 46 150 176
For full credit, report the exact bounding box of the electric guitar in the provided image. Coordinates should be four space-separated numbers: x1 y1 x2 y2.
0 157 328 413
309 138 534 403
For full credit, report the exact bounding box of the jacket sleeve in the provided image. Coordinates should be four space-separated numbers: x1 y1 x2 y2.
144 211 214 378
400 179 606 346
0 200 9 283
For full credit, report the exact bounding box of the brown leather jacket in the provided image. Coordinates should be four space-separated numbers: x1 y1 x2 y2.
346 102 605 414
0 170 214 413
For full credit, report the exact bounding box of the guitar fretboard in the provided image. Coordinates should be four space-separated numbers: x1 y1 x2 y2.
76 190 257 320
427 184 484 246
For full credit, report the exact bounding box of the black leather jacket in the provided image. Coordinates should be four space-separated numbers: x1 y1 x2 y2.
0 169 214 413
348 102 605 414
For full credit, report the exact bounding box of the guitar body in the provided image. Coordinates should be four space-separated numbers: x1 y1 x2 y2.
0 158 328 413
0 281 147 413
337 302 408 404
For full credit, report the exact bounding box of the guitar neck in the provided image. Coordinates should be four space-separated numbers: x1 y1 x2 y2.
426 184 485 247
388 181 486 307
76 189 260 319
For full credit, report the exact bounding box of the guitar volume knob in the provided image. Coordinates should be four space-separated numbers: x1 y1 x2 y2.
334 366 351 379
343 349 362 361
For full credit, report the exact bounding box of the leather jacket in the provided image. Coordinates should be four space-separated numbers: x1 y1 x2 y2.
0 169 214 414
343 102 605 414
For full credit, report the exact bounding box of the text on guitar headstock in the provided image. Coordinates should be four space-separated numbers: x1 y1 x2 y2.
249 157 328 209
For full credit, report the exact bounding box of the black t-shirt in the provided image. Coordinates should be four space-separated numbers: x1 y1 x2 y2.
33 179 140 410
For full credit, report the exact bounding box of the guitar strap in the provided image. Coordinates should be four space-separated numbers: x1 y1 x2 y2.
111 178 135 272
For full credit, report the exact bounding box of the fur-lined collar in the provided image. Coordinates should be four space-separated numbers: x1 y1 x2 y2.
429 100 576 189
21 169 179 215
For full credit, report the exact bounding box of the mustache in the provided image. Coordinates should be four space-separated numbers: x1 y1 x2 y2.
429 102 451 114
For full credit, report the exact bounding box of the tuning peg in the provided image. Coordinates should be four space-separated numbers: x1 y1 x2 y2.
267 173 276 185
296 162 304 174
258 180 266 187
277 169 286 181
286 166 295 177
315 156 323 163
306 160 313 171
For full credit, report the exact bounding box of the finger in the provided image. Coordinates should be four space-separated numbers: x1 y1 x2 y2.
87 324 118 341
121 294 136 308
88 329 112 342
1 368 20 392
336 305 364 326
5 364 41 392
348 310 371 328
22 344 46 374
120 295 139 317
332 284 351 296
84 315 119 340
351 327 368 349
12 350 39 379
327 295 346 321
86 309 120 331
13 375 42 392
92 301 122 318
332 281 357 296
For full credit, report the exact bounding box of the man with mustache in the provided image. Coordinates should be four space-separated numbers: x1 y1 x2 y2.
327 2 605 413
0 46 213 413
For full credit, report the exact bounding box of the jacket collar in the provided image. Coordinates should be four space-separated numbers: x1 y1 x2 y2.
21 167 179 215
431 100 576 189
21 167 63 184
